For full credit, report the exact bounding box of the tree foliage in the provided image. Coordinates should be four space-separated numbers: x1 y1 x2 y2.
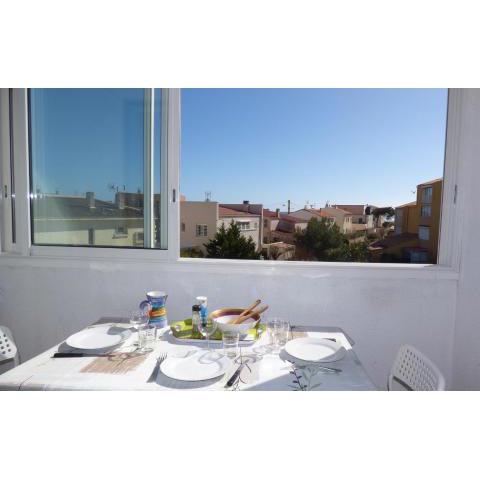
204 221 260 259
294 217 370 262
294 217 344 260
372 207 395 220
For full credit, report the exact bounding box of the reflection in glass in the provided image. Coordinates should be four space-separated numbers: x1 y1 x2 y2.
29 88 163 248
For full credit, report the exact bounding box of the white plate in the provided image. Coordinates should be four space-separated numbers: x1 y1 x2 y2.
285 338 346 363
66 325 131 350
160 351 232 382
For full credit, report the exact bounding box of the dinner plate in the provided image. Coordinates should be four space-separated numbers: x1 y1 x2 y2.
66 325 131 350
284 337 346 363
160 351 231 382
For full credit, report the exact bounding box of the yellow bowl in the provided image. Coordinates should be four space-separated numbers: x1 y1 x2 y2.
209 308 260 335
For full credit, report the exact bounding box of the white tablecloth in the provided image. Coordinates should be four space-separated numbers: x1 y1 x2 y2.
0 322 376 391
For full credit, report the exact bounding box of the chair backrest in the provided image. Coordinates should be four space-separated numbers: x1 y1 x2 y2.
0 326 18 362
388 344 445 391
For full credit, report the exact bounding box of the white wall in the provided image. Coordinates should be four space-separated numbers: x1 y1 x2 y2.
0 258 457 389
451 90 480 390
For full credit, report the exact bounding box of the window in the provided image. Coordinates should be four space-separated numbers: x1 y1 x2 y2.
181 89 447 264
181 222 186 232
114 225 128 238
423 186 433 203
419 226 430 241
28 88 168 249
263 219 268 228
421 205 432 217
196 224 208 236
237 221 250 230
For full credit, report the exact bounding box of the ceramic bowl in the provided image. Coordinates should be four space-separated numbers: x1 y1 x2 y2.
209 308 260 335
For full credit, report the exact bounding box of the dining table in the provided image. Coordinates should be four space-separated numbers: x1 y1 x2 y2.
0 317 377 391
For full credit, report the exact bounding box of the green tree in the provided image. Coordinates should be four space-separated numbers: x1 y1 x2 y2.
204 221 261 259
328 239 370 262
294 217 344 260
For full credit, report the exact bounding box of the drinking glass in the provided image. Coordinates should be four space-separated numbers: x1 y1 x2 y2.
137 325 154 353
222 331 240 358
198 316 217 351
130 310 148 351
267 317 289 354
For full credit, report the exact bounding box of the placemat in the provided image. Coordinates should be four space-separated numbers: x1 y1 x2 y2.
290 331 308 339
80 352 148 375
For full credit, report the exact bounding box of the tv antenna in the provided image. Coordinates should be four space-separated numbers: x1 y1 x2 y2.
205 191 212 202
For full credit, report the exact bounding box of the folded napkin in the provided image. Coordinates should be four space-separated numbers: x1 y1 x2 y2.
170 318 265 341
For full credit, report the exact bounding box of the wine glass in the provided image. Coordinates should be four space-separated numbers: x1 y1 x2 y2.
198 315 217 351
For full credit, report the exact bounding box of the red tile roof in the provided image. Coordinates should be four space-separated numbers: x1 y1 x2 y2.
333 205 365 215
369 232 418 249
281 215 308 224
218 206 254 217
263 209 279 218
305 209 330 218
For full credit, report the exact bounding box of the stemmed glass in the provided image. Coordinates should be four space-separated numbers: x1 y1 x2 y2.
198 315 217 352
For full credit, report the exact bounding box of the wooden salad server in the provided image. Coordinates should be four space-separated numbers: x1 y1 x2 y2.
228 299 261 324
232 304 269 324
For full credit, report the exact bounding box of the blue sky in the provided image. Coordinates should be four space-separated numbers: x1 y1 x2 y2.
30 88 447 209
182 89 447 209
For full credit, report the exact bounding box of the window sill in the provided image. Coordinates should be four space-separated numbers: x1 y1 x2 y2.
0 251 459 280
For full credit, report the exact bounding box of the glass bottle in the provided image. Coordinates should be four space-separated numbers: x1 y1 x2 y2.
192 304 201 337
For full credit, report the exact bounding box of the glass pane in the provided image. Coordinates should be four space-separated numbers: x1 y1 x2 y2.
29 88 164 248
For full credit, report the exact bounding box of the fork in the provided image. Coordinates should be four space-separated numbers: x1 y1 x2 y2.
147 353 167 382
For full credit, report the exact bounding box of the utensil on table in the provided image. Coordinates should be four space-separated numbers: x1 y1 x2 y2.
224 364 245 388
229 299 261 324
231 304 269 325
147 353 167 382
53 352 118 358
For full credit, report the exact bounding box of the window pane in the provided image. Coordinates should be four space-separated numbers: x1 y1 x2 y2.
29 88 165 248
181 89 447 264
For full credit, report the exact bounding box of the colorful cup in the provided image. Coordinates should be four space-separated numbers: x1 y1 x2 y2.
139 291 168 328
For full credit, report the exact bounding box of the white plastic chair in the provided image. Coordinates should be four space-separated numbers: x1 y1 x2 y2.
0 326 20 368
388 344 445 391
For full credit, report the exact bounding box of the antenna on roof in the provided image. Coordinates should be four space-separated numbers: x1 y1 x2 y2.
205 191 212 202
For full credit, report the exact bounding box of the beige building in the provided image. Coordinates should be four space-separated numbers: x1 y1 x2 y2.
32 192 145 247
217 204 262 249
180 201 218 252
262 209 281 244
333 204 374 232
180 200 263 253
291 208 352 233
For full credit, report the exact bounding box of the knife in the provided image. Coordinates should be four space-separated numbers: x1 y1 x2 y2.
224 364 245 388
52 352 115 358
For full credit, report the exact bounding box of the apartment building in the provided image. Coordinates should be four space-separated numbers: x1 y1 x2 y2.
371 178 443 263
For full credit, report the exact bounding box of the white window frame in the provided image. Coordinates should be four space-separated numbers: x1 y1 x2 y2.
195 224 208 237
0 88 468 280
0 88 180 261
237 221 250 231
